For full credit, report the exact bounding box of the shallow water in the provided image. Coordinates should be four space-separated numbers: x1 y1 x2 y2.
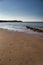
0 22 43 34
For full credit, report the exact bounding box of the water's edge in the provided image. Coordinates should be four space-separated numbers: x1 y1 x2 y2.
0 22 43 35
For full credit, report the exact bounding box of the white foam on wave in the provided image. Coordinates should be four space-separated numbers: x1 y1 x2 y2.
0 22 43 35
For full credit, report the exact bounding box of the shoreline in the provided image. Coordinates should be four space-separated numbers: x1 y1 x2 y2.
0 28 43 36
0 29 43 65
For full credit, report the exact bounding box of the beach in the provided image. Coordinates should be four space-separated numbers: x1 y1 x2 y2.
0 29 43 65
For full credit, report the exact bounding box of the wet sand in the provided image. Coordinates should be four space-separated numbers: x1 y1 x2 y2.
0 29 43 65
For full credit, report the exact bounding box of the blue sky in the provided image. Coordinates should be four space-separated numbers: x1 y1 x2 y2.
0 0 43 21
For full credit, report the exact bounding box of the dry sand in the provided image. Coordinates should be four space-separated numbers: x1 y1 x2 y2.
0 29 43 65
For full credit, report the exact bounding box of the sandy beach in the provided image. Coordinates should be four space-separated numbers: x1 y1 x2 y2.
0 29 43 65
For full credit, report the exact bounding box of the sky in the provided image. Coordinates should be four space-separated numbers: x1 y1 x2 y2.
0 0 43 22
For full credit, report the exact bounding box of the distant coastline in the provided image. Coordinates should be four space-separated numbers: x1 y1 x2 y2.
0 20 23 22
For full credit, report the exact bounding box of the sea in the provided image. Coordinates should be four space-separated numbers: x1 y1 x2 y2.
0 22 43 34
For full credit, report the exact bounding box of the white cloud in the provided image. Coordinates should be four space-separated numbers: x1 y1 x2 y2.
0 13 43 22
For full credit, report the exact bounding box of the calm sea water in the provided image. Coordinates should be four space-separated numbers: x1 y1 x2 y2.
0 22 43 34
